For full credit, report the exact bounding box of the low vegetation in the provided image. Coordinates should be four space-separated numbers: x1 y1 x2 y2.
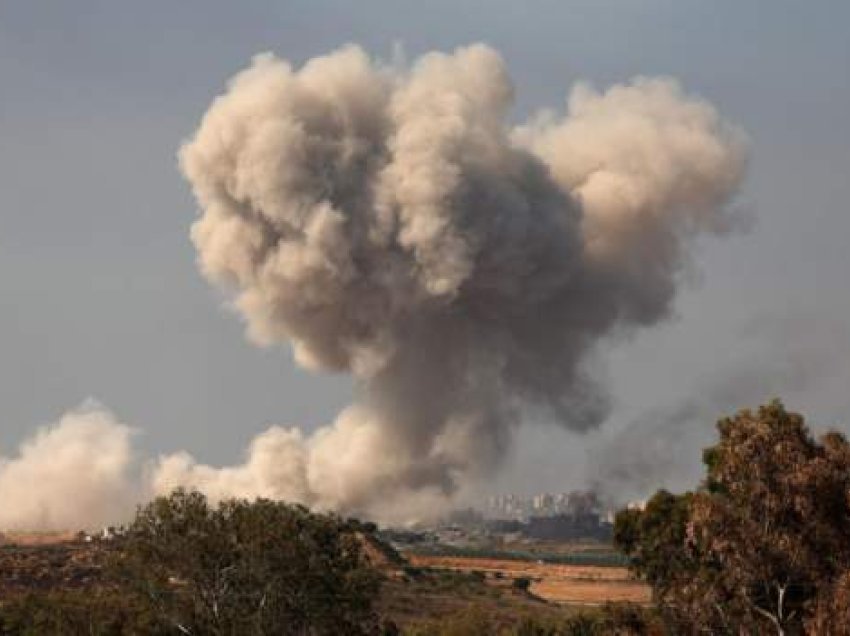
0 491 382 635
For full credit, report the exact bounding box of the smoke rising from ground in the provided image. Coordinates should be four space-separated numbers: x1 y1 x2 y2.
0 403 139 531
2 44 746 528
587 312 850 504
172 43 745 520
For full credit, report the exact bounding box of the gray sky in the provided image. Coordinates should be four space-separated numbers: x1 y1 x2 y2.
2 0 849 495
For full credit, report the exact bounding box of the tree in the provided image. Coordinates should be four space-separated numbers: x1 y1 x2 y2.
615 401 850 635
613 490 695 602
807 571 850 635
115 489 382 635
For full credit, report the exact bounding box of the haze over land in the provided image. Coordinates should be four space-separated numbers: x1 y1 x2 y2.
1 2 849 530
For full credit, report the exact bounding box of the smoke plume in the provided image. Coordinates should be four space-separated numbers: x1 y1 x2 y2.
0 44 746 529
169 43 745 520
587 311 850 503
0 402 139 531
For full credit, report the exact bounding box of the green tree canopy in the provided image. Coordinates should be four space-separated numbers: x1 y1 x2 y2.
117 489 382 635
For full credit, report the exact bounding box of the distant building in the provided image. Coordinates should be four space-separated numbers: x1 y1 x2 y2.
532 493 553 511
483 489 615 534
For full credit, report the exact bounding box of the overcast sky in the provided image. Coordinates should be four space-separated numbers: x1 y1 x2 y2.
2 0 849 495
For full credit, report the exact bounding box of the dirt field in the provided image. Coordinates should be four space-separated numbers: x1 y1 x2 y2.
407 554 651 605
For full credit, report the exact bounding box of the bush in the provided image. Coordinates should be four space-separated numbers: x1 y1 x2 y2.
115 489 382 635
0 588 167 635
512 577 532 592
407 604 661 636
406 607 496 636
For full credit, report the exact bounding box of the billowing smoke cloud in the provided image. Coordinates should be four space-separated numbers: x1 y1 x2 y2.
0 44 746 529
0 402 139 531
168 43 745 520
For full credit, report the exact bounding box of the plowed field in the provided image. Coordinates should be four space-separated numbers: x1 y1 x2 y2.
408 554 650 605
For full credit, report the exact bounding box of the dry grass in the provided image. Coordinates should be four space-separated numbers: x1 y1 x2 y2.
407 554 651 605
0 531 79 546
0 542 110 594
531 578 650 604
